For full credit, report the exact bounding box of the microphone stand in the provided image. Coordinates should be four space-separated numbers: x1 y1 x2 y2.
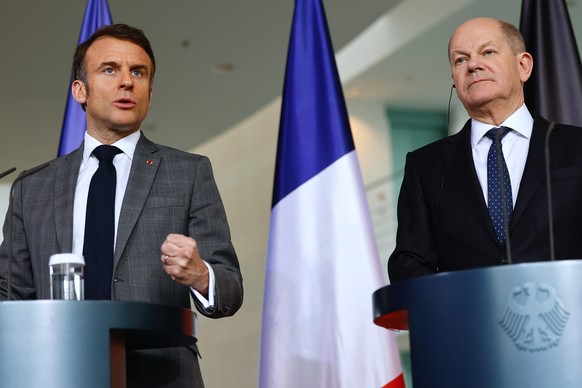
544 121 556 260
0 168 16 180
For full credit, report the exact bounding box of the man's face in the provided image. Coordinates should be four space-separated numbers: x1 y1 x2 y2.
449 18 531 119
73 36 153 140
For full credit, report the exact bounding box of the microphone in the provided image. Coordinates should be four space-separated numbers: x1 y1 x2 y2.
494 128 512 264
0 168 16 180
6 162 51 300
544 121 557 260
447 84 456 132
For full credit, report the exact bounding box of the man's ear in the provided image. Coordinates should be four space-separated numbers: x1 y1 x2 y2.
518 52 534 83
71 80 87 104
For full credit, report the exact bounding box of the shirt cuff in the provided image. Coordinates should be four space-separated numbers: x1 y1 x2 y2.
190 261 215 309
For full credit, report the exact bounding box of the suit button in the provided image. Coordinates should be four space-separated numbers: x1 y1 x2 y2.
222 304 230 313
501 254 509 264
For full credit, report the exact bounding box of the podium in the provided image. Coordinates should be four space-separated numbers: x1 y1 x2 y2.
373 260 582 387
0 300 197 388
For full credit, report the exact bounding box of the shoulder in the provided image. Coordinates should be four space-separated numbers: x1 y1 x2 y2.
410 119 470 158
412 135 453 155
533 115 582 135
553 122 582 135
137 134 209 164
136 135 214 180
19 147 81 182
531 116 582 161
156 144 206 161
409 130 465 162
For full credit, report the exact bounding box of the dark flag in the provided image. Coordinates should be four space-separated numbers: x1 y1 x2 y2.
520 0 582 126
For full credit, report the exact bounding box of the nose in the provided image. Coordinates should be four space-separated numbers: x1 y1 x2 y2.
467 57 483 73
119 72 134 89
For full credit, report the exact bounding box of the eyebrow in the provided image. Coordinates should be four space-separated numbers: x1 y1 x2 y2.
98 61 150 74
130 64 150 72
98 61 119 69
450 40 498 57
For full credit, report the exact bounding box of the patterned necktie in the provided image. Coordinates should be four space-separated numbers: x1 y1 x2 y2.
485 127 512 246
83 145 122 300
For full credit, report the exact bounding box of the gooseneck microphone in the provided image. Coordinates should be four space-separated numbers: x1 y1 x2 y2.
0 168 16 180
544 121 556 261
494 128 512 264
6 162 50 300
447 85 456 131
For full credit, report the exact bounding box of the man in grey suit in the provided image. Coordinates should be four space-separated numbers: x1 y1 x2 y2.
0 24 243 387
389 18 582 282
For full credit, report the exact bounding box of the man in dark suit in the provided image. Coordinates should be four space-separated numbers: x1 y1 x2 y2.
389 17 582 282
0 24 243 387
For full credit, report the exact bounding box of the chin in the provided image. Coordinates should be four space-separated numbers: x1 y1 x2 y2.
465 90 497 107
110 124 140 133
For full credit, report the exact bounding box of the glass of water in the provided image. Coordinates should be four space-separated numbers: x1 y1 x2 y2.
49 253 85 301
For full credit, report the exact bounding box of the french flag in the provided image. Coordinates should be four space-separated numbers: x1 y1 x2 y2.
58 0 112 157
259 0 405 387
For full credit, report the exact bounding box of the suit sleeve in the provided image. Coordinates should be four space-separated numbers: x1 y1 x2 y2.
188 156 243 318
0 180 36 300
388 152 439 282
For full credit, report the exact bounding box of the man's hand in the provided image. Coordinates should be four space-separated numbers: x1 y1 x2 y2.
160 233 209 297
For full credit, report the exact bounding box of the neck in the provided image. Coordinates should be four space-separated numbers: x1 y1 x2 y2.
467 98 524 127
86 127 140 145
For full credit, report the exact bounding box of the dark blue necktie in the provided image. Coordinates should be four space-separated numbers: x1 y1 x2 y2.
83 145 122 300
485 127 512 246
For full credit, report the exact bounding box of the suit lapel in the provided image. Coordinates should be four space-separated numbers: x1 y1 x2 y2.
512 117 564 227
54 147 83 252
441 120 498 242
114 134 160 266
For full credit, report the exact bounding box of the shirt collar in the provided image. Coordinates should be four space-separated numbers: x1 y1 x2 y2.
82 130 141 164
470 104 534 147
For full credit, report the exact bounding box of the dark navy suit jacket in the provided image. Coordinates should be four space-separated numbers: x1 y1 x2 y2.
389 116 582 282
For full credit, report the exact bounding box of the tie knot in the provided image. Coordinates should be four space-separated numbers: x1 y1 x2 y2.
485 126 511 142
92 145 122 162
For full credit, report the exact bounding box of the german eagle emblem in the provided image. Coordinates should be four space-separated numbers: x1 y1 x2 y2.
499 282 570 352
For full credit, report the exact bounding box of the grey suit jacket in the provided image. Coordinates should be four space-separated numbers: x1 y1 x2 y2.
0 133 244 387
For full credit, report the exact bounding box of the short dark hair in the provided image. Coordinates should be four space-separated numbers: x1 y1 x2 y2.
71 23 156 87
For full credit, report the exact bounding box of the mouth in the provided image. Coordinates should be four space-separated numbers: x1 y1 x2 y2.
468 79 490 88
113 98 136 109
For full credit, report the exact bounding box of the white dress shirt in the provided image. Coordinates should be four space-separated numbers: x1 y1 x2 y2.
471 104 534 206
72 131 215 307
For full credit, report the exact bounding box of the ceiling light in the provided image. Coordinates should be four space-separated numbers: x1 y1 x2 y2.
211 63 234 75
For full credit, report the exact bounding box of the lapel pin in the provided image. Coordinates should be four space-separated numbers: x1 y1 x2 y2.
146 159 154 165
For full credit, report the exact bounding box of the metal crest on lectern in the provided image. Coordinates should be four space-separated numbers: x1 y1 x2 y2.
499 282 570 352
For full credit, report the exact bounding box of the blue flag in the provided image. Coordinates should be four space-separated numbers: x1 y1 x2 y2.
520 0 582 126
271 0 354 206
259 0 404 386
57 0 112 156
